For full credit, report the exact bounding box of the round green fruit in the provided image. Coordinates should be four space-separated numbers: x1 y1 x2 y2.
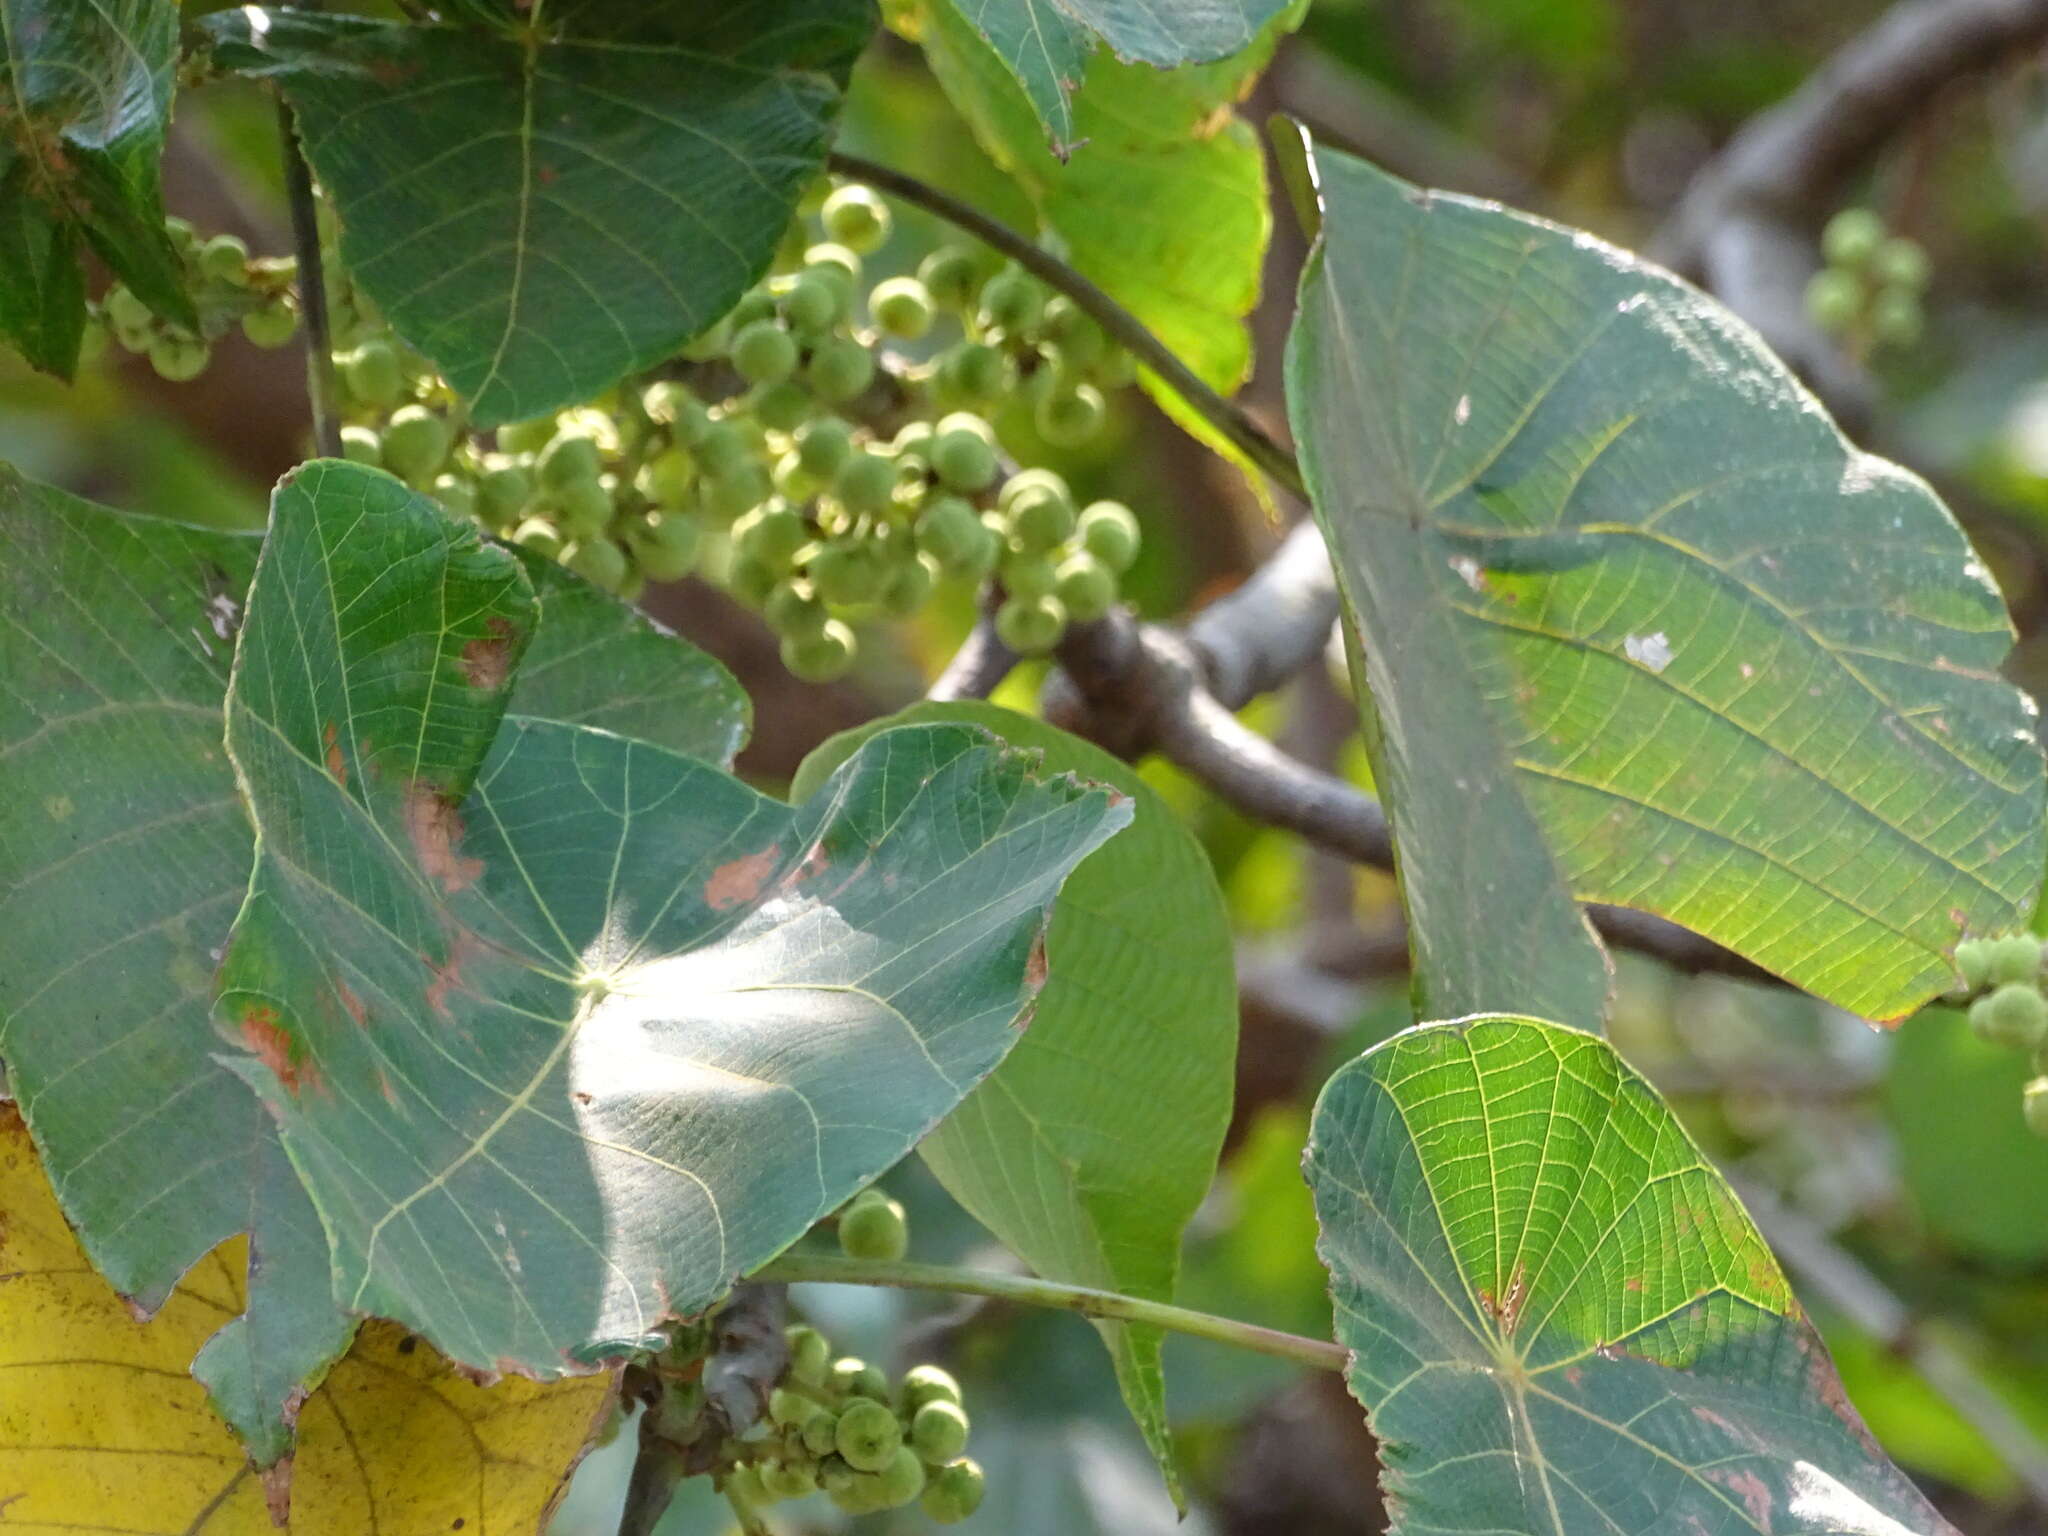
899 1365 962 1413
875 1445 927 1507
941 341 1010 406
240 302 299 349
834 1397 902 1472
552 476 615 540
916 496 983 569
830 1357 891 1403
810 539 886 605
918 245 981 311
761 1458 818 1502
497 414 559 455
382 405 450 484
782 271 845 335
996 594 1066 654
1055 553 1117 622
870 277 935 340
822 184 892 254
910 1400 970 1464
339 425 383 466
1036 381 1105 446
782 619 857 683
731 319 799 385
978 269 1042 334
1821 207 1885 269
807 335 875 403
785 1323 831 1385
1970 982 2048 1049
1871 235 1930 292
732 502 809 568
565 537 629 593
752 379 815 433
768 1387 814 1427
627 510 700 581
795 416 854 478
635 446 697 508
931 425 998 492
801 1408 840 1456
921 1457 985 1524
1989 934 2041 986
199 233 251 283
1079 500 1141 572
1008 484 1077 552
833 449 897 517
1803 269 1862 336
1955 937 1994 993
537 432 604 490
838 1194 909 1261
765 579 828 637
342 340 406 408
883 552 940 617
510 517 563 559
149 333 210 382
1870 289 1923 347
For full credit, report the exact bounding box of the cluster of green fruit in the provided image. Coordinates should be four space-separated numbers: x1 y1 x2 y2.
1953 933 2048 1136
1804 208 1929 353
95 218 300 378
720 1327 985 1524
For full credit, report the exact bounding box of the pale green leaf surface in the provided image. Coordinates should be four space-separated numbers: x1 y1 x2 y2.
793 701 1237 1505
1308 1015 1954 1534
202 4 872 423
0 0 193 373
216 464 1129 1374
1286 141 2045 1026
0 466 748 1458
935 0 1294 148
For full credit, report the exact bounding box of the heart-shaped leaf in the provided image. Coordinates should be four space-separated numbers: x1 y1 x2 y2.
202 3 874 423
216 461 1130 1374
0 463 747 1459
1285 137 2046 1028
0 0 194 375
1306 1015 1955 1535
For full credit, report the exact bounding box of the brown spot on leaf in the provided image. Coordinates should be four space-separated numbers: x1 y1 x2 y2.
405 786 483 893
239 1004 317 1095
426 929 484 1018
1480 1265 1528 1334
323 722 346 787
461 616 517 691
1708 1467 1772 1527
336 980 367 1027
1624 1275 1644 1293
705 848 778 910
261 1459 294 1527
1025 930 1049 992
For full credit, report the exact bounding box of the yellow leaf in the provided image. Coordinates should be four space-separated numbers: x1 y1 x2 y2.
0 1108 615 1532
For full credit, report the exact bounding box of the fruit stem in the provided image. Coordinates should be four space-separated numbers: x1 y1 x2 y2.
751 1253 1348 1373
276 97 341 459
825 151 1306 499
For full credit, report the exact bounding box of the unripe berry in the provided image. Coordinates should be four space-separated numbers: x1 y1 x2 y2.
240 302 299 349
635 446 696 508
1989 934 2041 986
199 232 251 283
1000 548 1058 602
728 554 779 607
765 579 828 637
875 1444 927 1507
1803 269 1862 337
899 1365 963 1413
340 425 383 466
382 405 451 485
1079 500 1141 572
1872 236 1930 292
822 184 892 254
431 474 476 523
892 419 935 465
918 245 981 311
804 242 862 290
828 1474 887 1516
1042 295 1105 369
565 537 629 593
149 333 210 382
538 432 604 489
511 517 563 558
1821 208 1885 269
996 594 1066 654
932 424 998 491
884 552 941 616
732 318 799 385
807 334 875 403
1008 485 1077 552
979 269 1042 334
911 1399 970 1463
497 414 559 455
752 378 815 434
1970 983 2048 1049
795 416 854 478
625 509 699 581
1035 381 1105 446
1955 938 1994 994
782 619 857 683
1870 289 1922 348
553 477 614 540
917 496 984 569
705 463 772 520
762 1458 819 1502
870 276 935 340
785 1323 831 1385
834 1397 902 1472
801 1408 841 1456
342 340 405 408
782 271 845 335
694 420 752 480
769 1387 814 1427
830 1356 890 1403
641 381 709 440
2026 1077 2048 1139
921 1457 985 1524
940 341 1010 407
810 539 886 605
104 284 152 335
838 1193 909 1261
834 450 897 517
1055 553 1117 622
732 502 809 568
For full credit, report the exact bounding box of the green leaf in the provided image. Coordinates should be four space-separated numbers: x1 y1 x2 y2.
793 701 1237 1507
216 463 1130 1375
917 1 1300 475
1307 1015 1954 1535
933 0 1295 149
1285 139 2046 1027
0 0 194 374
0 464 747 1459
202 4 873 424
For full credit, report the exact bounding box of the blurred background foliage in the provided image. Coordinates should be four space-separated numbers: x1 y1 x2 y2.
21 0 2048 1530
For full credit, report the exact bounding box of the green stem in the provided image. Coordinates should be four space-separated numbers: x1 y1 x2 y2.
752 1253 1348 1373
826 150 1306 499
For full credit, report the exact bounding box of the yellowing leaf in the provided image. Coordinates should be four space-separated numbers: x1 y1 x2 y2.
0 1108 613 1533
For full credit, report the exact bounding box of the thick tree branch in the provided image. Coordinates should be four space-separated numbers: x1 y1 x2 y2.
276 99 340 459
1660 0 2048 427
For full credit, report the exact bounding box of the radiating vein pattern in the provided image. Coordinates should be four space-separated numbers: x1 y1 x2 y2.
1286 142 2044 1024
217 463 1129 1374
1306 1017 1955 1535
203 3 872 423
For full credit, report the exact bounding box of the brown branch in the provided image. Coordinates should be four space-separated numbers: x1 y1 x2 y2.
1659 0 2048 428
927 616 1015 703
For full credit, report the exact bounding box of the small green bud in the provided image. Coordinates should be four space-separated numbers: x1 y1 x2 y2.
940 341 1010 406
765 578 828 637
931 424 999 492
553 476 614 540
732 502 809 568
694 420 752 480
565 537 629 593
1870 289 1923 348
761 1457 819 1502
919 245 981 311
1079 500 1141 572
732 319 800 385
810 539 886 605
1000 548 1058 602
1008 484 1077 552
624 509 699 581
104 284 152 334
705 462 772 520
497 415 560 456
795 416 854 478
510 516 563 559
870 276 935 340
899 1365 963 1413
1970 983 2048 1049
641 381 708 438
1871 236 1930 292
883 552 941 617
829 1356 891 1403
635 446 697 508
537 432 604 489
838 1193 909 1261
807 334 875 403
910 1399 970 1464
728 554 780 607
921 1457 985 1524
822 184 892 254
1989 934 2041 986
785 1323 831 1385
876 1444 927 1507
801 1408 841 1457
979 269 1042 334
1803 269 1863 337
834 449 897 517
782 619 857 683
916 495 984 570
1955 937 1994 993
1821 208 1885 269
1035 381 1105 446
753 378 815 434
475 465 534 529
996 594 1066 654
804 242 863 288
1055 553 1117 622
782 271 845 335
769 1387 814 1427
199 233 251 283
834 1397 903 1472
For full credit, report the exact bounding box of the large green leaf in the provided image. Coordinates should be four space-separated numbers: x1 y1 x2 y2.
794 702 1237 1507
917 1 1299 471
202 4 873 424
0 0 194 375
934 0 1294 149
1285 139 2046 1028
0 465 748 1459
215 463 1129 1374
1307 1015 1954 1534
